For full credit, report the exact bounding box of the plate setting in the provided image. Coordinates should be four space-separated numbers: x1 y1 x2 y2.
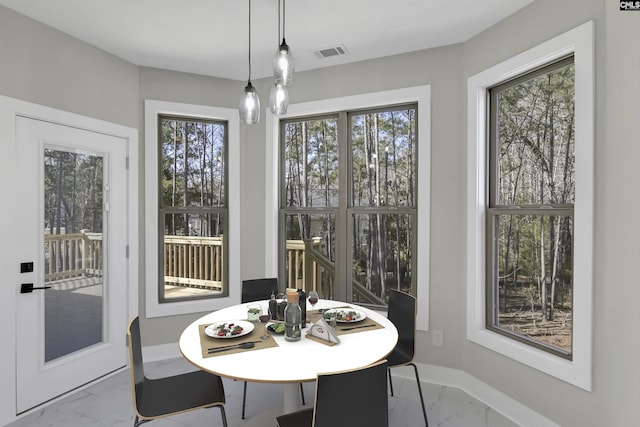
335 308 367 323
205 320 255 338
267 321 286 334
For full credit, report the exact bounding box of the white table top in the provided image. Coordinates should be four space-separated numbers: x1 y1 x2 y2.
179 299 398 384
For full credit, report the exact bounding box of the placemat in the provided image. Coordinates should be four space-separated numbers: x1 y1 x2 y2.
199 323 278 358
309 306 385 336
334 315 384 336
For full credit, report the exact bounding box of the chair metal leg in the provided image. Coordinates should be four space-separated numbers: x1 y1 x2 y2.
133 415 150 427
219 405 229 427
242 381 248 419
409 362 428 427
300 383 306 405
387 369 395 396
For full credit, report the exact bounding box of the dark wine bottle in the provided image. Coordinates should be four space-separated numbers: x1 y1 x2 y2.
297 288 307 326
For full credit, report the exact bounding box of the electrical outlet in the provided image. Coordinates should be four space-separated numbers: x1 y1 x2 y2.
432 330 444 347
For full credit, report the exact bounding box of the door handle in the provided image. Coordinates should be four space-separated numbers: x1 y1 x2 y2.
20 283 51 293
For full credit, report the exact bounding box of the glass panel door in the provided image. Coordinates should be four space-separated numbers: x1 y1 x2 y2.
15 116 128 414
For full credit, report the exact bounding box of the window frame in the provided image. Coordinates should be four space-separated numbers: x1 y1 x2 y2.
266 86 431 331
144 100 240 318
466 22 594 390
157 114 229 304
278 104 419 305
486 55 575 359
346 104 419 304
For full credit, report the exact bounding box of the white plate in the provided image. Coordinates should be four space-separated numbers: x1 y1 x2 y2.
334 308 367 323
205 320 255 338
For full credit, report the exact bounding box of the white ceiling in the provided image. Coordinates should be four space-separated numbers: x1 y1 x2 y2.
0 0 534 81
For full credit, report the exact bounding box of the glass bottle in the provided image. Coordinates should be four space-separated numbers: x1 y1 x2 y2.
284 288 302 342
269 291 277 320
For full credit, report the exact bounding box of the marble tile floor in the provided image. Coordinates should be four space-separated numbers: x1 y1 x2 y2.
7 357 519 427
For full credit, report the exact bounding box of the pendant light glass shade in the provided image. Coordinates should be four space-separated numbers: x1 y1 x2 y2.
239 0 260 124
269 82 289 115
273 40 295 86
273 0 294 86
239 81 260 124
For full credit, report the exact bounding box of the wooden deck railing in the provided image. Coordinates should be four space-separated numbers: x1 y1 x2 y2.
44 232 103 282
163 235 224 291
44 233 383 304
298 239 385 305
285 238 323 290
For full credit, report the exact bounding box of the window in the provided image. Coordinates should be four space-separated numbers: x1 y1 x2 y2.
266 86 430 330
280 106 417 305
158 115 228 302
145 100 240 317
487 56 575 358
466 22 594 390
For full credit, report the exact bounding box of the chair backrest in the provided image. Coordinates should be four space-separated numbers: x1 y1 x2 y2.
312 360 389 427
241 278 279 303
387 288 416 361
127 317 146 408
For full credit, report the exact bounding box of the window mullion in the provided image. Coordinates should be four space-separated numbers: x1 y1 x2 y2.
336 111 349 302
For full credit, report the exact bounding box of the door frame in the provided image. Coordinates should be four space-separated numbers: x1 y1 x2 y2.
0 95 138 425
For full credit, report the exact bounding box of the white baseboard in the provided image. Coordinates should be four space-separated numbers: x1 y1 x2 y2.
391 362 560 427
142 342 558 427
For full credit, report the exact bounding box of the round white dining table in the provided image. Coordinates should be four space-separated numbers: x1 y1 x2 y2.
179 299 398 415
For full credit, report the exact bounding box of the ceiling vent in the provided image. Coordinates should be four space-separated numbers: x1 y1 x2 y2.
314 45 348 59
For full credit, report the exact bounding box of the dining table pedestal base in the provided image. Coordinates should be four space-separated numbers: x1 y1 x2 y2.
283 382 302 414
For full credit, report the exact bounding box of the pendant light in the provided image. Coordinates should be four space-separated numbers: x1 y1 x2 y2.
270 0 290 115
239 0 260 124
273 0 295 86
269 82 289 115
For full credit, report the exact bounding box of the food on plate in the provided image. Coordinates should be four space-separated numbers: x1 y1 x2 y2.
267 322 286 334
336 309 361 322
213 322 244 337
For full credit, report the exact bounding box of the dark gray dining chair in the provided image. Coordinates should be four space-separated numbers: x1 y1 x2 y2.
241 277 279 305
240 278 305 419
387 288 429 426
127 317 228 427
276 359 389 427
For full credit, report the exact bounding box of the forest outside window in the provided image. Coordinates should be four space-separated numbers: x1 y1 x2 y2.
280 104 418 306
158 115 228 302
487 57 575 359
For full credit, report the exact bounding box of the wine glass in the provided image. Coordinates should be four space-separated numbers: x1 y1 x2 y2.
259 306 271 340
308 291 319 321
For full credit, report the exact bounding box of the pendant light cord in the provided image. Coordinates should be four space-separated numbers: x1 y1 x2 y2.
248 0 252 82
282 0 286 40
277 0 281 42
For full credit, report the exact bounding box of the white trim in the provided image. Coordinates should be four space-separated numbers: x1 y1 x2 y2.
394 363 561 427
266 86 431 331
466 22 594 390
144 100 240 317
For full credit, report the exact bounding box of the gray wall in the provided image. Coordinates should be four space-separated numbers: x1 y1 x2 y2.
0 6 138 128
1 0 639 425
